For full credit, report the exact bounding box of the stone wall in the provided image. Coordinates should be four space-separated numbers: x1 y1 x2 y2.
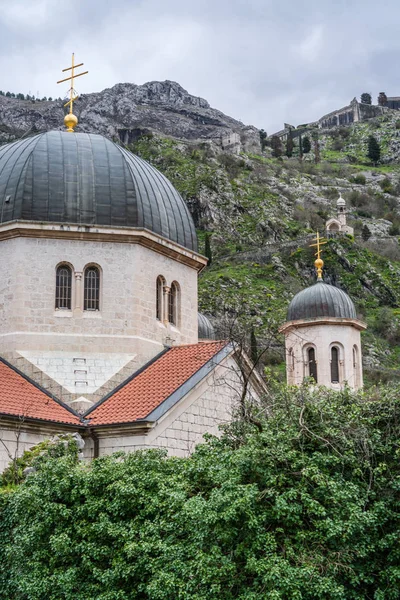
0 236 198 355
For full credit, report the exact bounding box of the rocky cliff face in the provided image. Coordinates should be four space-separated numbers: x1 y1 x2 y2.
0 80 260 153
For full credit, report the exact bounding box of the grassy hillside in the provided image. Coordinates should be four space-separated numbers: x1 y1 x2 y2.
130 113 400 383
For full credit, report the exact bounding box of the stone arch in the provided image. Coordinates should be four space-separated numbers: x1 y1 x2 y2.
168 281 180 327
156 275 166 321
303 344 318 382
353 344 361 388
329 342 345 384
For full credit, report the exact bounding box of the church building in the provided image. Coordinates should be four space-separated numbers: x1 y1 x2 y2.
279 241 366 390
0 116 264 471
326 193 354 235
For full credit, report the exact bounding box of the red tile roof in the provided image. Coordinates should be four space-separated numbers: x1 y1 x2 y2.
0 359 81 425
87 341 228 426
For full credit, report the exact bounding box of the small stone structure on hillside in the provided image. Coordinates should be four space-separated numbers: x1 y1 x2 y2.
326 194 353 236
221 131 241 154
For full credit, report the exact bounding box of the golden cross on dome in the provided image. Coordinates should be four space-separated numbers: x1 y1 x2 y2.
310 231 327 280
57 53 88 132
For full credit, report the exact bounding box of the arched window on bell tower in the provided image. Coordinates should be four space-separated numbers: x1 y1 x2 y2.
331 346 340 383
307 347 317 382
353 345 361 388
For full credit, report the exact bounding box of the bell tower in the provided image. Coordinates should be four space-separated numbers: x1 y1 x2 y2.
279 234 366 390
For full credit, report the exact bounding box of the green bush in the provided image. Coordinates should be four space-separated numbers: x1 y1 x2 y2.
379 177 393 194
1 385 400 599
351 173 366 185
395 120 400 130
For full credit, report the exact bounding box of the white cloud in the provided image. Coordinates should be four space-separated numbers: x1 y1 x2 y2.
297 25 324 63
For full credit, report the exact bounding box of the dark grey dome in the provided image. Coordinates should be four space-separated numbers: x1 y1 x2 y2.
0 131 197 251
198 313 215 340
287 281 356 321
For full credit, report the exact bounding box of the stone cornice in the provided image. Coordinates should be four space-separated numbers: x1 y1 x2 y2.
279 316 367 334
0 221 207 272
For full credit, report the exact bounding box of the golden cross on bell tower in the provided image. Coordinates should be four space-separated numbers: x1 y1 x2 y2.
310 231 327 280
57 53 88 132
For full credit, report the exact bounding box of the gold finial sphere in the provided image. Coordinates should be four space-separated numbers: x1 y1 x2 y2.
64 113 78 132
315 258 324 269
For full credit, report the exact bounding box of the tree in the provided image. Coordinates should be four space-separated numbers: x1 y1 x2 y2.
285 132 294 157
367 135 381 165
378 92 388 106
204 232 212 265
298 134 303 161
271 135 283 158
361 92 372 105
2 384 400 599
302 136 311 154
362 223 372 241
259 129 267 151
312 130 320 164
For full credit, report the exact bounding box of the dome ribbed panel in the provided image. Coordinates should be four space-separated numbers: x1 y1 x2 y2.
0 131 197 251
198 313 215 340
287 281 356 321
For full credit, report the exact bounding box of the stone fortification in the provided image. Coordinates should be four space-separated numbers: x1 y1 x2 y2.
269 96 390 140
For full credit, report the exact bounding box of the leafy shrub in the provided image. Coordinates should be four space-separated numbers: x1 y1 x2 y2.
389 222 400 236
379 177 393 194
2 386 400 598
351 173 366 185
395 120 400 130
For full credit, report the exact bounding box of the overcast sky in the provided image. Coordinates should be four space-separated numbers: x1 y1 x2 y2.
0 0 399 132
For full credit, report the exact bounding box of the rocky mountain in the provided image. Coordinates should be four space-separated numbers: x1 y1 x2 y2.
0 80 260 153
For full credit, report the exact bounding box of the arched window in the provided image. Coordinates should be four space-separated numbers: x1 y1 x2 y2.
308 348 317 382
353 345 360 388
156 276 165 321
288 348 295 371
331 346 340 383
55 264 72 310
84 266 100 311
168 281 179 326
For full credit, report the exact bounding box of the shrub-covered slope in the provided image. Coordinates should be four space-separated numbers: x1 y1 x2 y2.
130 115 400 381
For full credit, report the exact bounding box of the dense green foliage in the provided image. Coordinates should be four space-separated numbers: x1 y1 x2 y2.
1 384 400 599
367 135 381 165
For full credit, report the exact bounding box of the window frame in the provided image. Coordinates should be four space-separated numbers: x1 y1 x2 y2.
55 263 73 310
307 347 318 382
83 264 101 312
168 281 180 327
156 276 165 321
330 346 340 383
